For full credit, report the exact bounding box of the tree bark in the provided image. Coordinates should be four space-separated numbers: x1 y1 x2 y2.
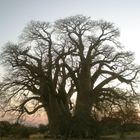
72 62 93 137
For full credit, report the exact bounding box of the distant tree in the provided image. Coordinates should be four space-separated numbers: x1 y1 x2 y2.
0 15 140 139
0 121 11 139
99 93 140 138
38 124 49 134
10 123 30 138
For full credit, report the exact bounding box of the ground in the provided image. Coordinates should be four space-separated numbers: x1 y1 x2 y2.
1 132 140 140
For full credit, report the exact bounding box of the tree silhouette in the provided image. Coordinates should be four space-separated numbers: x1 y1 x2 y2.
54 15 140 137
0 15 140 139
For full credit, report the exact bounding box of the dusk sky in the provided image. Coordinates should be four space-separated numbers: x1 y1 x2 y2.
1 0 140 63
1 0 140 125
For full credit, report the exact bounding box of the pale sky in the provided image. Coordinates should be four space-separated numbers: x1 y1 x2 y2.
1 0 140 63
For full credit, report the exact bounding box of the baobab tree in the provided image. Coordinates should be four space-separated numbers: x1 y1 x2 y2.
0 15 140 138
0 21 73 135
54 15 140 136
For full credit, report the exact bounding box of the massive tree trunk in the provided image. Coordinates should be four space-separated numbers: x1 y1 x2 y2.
47 94 61 134
44 91 71 136
72 63 94 137
73 90 93 137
